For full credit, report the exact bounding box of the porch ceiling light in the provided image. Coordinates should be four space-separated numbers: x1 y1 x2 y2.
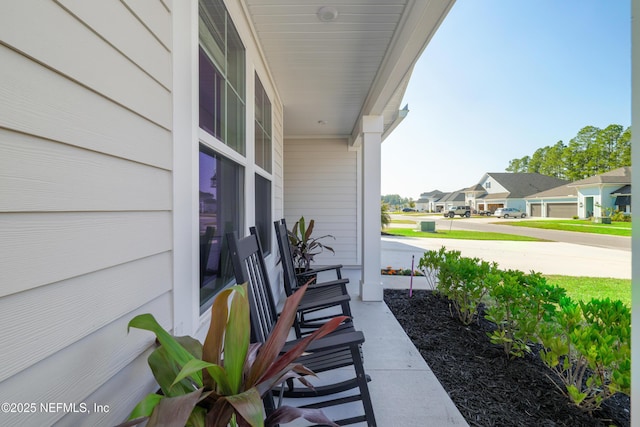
317 120 327 125
317 6 338 22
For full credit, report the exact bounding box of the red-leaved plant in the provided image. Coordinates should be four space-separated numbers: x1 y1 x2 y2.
119 283 345 427
287 217 335 271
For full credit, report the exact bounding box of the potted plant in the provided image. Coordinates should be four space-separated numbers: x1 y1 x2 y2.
287 216 335 272
119 283 344 427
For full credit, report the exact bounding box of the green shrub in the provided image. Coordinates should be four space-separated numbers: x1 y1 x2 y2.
537 297 631 411
417 246 448 289
610 210 631 222
420 248 498 325
485 270 565 358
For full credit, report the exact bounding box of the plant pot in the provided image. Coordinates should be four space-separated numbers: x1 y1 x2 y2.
295 268 317 287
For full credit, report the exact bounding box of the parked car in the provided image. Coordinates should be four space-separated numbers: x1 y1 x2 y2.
402 207 416 212
477 210 492 216
493 207 526 218
444 206 471 218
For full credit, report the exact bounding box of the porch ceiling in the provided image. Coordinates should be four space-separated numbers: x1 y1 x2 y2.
244 0 454 143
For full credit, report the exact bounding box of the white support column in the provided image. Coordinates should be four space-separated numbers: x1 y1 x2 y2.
172 0 199 336
360 115 384 301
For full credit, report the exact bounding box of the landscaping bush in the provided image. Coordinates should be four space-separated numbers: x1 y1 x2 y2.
485 270 565 359
537 297 631 412
419 247 498 325
417 246 631 412
611 210 631 222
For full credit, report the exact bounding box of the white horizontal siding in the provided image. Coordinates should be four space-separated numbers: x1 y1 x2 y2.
284 138 358 266
0 253 172 383
0 0 171 129
0 44 171 169
0 129 171 212
1 211 172 298
56 349 158 427
0 2 174 425
0 294 171 427
122 0 172 50
58 0 172 89
273 99 285 222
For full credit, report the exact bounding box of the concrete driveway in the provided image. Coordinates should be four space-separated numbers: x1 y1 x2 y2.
381 216 631 280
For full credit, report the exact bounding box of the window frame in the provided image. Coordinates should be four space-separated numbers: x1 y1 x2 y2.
254 72 272 173
199 0 246 155
198 143 245 311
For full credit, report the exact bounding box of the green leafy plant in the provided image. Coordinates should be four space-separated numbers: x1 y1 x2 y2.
121 284 345 427
421 248 497 325
417 247 448 290
537 297 630 411
287 216 335 271
485 270 565 358
610 210 631 222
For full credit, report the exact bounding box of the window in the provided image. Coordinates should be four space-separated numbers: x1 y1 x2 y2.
199 0 246 154
254 74 272 172
255 174 272 254
485 182 491 189
199 145 244 309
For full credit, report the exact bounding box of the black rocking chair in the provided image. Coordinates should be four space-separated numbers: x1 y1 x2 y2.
226 231 377 426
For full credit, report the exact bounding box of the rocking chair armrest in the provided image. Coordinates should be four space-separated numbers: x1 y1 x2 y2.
282 330 364 353
293 278 349 291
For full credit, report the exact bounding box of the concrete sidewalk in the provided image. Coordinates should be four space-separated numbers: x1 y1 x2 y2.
283 267 469 426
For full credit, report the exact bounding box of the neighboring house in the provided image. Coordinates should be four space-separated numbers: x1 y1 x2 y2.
435 189 466 212
415 189 445 212
463 184 486 211
0 1 455 425
612 184 631 214
568 167 632 218
525 184 578 218
471 173 570 213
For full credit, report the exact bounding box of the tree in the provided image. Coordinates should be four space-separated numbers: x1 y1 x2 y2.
539 141 566 178
505 124 631 181
527 147 548 174
381 194 410 210
573 125 601 178
506 156 530 173
381 203 391 229
617 126 632 167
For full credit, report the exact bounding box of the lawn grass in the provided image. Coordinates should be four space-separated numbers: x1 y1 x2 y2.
543 275 631 307
497 219 631 237
383 227 545 241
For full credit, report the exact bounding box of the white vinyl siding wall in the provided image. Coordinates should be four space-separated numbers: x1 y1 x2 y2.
272 99 285 241
0 1 172 425
284 138 358 266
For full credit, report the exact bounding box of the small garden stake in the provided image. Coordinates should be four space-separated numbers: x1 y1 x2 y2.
409 255 415 297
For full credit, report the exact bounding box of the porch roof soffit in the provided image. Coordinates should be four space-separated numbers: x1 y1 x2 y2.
242 0 455 145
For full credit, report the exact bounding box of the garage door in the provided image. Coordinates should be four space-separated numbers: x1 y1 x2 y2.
547 203 577 218
530 204 542 217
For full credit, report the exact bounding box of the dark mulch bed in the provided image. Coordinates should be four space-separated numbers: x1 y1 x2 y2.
384 289 630 427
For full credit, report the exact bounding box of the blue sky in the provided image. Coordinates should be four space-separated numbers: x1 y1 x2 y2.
381 0 631 198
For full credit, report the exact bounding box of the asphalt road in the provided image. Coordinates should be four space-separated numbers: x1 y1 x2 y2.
397 214 631 251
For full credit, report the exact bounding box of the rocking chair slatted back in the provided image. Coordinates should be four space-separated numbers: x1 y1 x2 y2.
225 231 277 343
226 230 377 426
274 220 301 296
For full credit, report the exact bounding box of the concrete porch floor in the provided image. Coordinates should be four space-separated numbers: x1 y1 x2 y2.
281 268 468 426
